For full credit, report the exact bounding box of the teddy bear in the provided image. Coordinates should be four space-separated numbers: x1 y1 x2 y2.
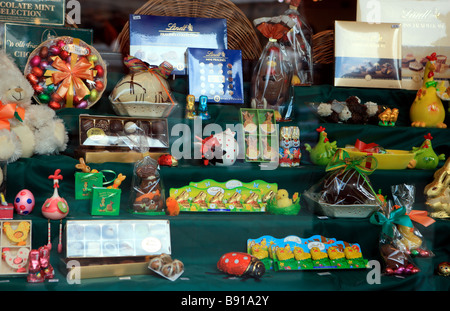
0 51 68 163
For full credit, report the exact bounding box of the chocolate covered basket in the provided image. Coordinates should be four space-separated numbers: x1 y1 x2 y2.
109 56 177 118
303 149 382 218
24 36 107 110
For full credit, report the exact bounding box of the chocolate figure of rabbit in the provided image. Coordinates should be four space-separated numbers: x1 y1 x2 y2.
133 162 164 212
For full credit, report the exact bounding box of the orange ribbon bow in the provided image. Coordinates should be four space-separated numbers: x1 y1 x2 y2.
408 210 435 227
50 56 93 107
0 102 25 130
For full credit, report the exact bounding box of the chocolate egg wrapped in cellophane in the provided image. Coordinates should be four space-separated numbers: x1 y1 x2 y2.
303 149 382 218
251 15 295 122
110 56 177 117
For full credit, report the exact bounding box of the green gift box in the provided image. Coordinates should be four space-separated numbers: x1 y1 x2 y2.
75 172 104 200
91 187 121 216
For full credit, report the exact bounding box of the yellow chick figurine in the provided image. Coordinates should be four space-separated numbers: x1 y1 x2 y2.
310 247 328 261
276 189 292 208
276 245 294 261
268 189 300 215
410 53 447 128
251 243 269 260
294 246 311 260
327 246 345 260
344 245 362 260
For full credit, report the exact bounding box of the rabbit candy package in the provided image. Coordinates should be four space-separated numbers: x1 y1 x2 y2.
251 15 296 122
280 0 313 86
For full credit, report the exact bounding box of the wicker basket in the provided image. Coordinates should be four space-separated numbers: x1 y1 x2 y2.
117 0 262 60
312 30 334 65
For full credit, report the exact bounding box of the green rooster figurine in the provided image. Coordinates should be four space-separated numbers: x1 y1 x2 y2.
408 133 445 170
304 126 337 166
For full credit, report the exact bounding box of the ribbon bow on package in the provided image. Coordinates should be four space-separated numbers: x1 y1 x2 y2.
48 56 94 106
353 139 385 154
0 102 25 130
370 206 413 238
310 149 381 206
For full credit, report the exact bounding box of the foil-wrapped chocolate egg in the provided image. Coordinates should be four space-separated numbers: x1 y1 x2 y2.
39 46 49 59
29 55 41 67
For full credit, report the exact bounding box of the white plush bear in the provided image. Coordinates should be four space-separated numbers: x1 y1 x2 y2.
0 51 68 162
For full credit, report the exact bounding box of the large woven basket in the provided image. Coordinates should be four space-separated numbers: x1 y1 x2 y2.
117 0 262 60
312 30 334 65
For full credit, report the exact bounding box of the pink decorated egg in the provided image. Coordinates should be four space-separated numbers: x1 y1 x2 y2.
14 189 35 215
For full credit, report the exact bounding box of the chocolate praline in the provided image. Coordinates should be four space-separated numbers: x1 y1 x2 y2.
151 121 166 135
81 119 94 132
109 120 124 133
95 119 110 133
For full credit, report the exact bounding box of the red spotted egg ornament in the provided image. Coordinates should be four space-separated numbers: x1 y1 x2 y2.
217 252 265 278
14 189 35 215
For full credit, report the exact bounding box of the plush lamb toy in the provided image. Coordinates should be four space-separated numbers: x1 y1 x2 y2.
0 51 68 163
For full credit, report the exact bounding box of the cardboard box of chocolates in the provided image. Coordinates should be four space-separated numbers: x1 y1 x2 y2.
334 21 402 89
129 14 227 75
357 0 450 90
65 220 171 259
78 114 169 163
240 108 279 163
63 219 171 279
187 47 244 104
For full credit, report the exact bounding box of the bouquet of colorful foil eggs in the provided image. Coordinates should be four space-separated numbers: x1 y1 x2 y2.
24 36 107 110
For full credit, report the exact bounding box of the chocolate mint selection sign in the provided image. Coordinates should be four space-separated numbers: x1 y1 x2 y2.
3 23 93 71
0 0 65 25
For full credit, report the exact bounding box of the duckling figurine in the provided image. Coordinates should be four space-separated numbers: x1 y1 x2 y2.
304 126 337 166
276 189 292 208
267 189 300 215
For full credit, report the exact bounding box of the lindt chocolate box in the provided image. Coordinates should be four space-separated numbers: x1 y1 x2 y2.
129 14 227 75
77 115 168 163
334 21 402 89
357 0 450 90
187 48 244 104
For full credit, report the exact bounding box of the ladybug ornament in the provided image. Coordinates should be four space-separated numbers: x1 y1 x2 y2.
217 252 265 279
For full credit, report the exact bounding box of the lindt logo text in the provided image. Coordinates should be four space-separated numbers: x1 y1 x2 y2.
166 23 194 32
401 8 440 21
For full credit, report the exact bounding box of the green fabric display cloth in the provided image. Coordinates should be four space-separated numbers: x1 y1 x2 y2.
1 74 449 291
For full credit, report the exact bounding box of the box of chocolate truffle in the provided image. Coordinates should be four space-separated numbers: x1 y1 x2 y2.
187 48 244 104
334 21 402 89
65 219 171 258
357 0 450 90
78 114 168 163
129 14 227 75
64 219 171 279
